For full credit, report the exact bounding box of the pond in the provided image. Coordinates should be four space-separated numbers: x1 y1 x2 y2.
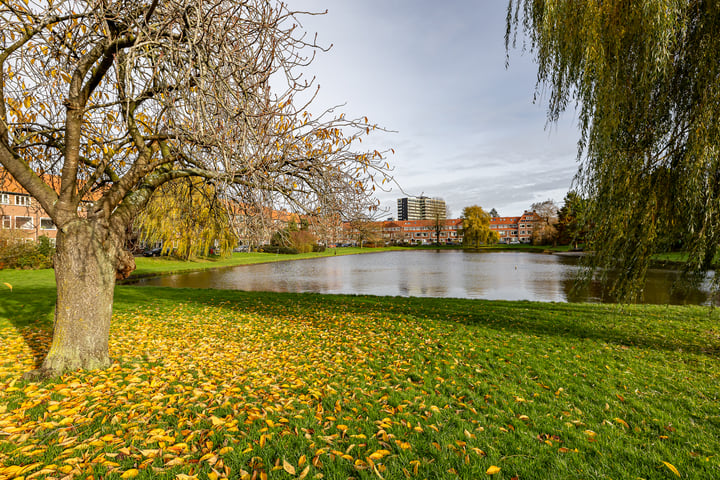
128 250 718 305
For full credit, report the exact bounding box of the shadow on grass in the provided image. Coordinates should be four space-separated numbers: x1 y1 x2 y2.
115 286 720 358
4 278 718 371
0 284 55 368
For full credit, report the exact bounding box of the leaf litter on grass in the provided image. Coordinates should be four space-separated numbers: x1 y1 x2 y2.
1 291 719 479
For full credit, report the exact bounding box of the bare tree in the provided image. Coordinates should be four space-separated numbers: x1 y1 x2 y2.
531 200 559 246
432 210 444 244
0 0 392 376
346 218 382 248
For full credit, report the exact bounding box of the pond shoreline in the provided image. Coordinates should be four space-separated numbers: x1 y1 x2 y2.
126 249 718 306
120 247 406 284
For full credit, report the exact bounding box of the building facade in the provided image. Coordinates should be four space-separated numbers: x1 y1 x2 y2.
489 211 542 244
342 211 542 246
397 197 446 221
0 178 58 244
343 218 463 245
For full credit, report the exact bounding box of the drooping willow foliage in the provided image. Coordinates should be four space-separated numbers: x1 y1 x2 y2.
136 179 238 259
507 0 720 300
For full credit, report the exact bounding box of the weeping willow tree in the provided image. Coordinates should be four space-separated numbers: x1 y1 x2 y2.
461 205 498 248
507 1 720 300
136 179 237 259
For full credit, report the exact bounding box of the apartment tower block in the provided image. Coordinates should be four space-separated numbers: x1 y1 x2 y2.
397 196 446 221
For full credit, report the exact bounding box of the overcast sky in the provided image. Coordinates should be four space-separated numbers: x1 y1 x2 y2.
288 1 580 218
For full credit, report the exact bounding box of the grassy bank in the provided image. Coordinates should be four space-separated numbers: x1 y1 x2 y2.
130 246 407 279
0 248 405 328
1 273 719 478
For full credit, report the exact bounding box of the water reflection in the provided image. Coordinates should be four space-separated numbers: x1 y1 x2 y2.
129 250 718 305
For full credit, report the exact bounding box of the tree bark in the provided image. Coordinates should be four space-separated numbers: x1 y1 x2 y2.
29 220 129 377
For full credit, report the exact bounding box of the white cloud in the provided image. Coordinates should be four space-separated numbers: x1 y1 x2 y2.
286 1 581 217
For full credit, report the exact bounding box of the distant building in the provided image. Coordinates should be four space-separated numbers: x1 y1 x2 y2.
1 174 68 245
489 211 542 244
343 218 463 245
397 196 446 221
341 211 543 246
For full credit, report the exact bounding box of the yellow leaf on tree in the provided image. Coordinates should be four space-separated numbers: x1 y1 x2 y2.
486 465 501 475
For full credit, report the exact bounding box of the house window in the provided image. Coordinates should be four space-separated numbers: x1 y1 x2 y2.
14 195 30 206
0 193 8 204
2 216 10 229
40 218 56 230
15 216 33 229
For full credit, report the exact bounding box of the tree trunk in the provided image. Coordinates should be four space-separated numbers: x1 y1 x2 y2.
29 220 127 377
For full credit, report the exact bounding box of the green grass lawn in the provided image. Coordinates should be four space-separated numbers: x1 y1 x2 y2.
1 264 719 478
131 247 408 278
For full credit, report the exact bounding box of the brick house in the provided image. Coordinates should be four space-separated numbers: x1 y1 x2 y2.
0 176 58 244
489 211 542 244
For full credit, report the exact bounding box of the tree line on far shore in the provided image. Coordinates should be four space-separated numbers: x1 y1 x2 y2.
462 191 586 248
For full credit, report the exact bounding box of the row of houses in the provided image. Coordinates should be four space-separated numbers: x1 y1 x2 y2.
0 174 333 249
1 173 544 248
490 211 544 244
342 211 544 246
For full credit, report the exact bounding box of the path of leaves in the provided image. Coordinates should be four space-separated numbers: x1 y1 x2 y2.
1 294 719 479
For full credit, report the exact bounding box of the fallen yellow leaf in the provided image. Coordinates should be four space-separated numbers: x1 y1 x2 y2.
283 458 296 475
662 461 680 477
121 469 139 479
298 465 310 479
368 449 391 461
486 465 501 475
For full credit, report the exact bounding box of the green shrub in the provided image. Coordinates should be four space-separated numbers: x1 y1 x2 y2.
260 245 299 254
0 236 55 269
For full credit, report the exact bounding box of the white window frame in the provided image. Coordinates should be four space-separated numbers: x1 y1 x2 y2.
14 195 31 206
40 217 56 230
1 215 10 229
0 193 9 204
15 216 34 230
